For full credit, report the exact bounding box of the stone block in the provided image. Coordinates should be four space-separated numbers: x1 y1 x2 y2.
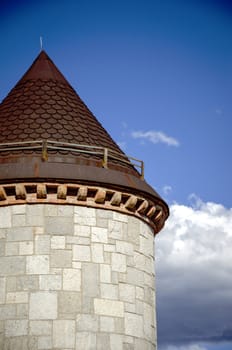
28 336 38 350
112 253 127 273
81 295 93 314
100 316 114 332
0 305 16 320
0 206 11 228
0 229 6 240
100 264 111 283
44 205 58 216
68 236 90 245
97 209 113 219
16 303 28 318
19 241 33 255
96 217 108 228
26 255 49 274
72 261 82 269
124 343 134 350
135 300 144 314
74 225 90 237
12 214 26 227
91 227 108 243
144 273 154 288
30 320 52 335
108 220 124 240
104 244 115 252
12 205 26 214
29 292 57 320
134 252 145 271
125 302 136 313
140 234 154 256
0 256 25 276
76 313 98 332
116 241 133 256
119 283 135 303
126 267 144 286
0 277 5 303
125 312 144 337
5 242 18 256
57 205 74 216
74 207 96 226
97 333 110 350
134 338 151 350
0 241 4 256
51 235 66 249
51 250 72 267
75 332 96 350
6 276 16 292
5 319 28 336
127 217 140 245
82 263 99 297
45 217 74 235
37 336 52 349
33 226 44 235
110 334 123 350
144 301 154 323
63 268 81 291
136 286 144 300
113 211 128 223
144 256 154 275
94 298 124 317
35 235 50 254
104 251 111 264
101 283 118 300
53 320 75 348
6 291 28 303
114 317 124 333
16 275 38 291
39 275 62 290
26 214 44 226
73 245 91 262
27 204 44 217
58 291 81 317
3 336 28 350
7 227 33 241
91 243 104 263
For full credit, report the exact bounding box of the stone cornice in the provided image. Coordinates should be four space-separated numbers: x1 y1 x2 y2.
0 182 166 234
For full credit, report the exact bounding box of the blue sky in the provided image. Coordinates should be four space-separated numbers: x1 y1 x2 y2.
0 1 231 349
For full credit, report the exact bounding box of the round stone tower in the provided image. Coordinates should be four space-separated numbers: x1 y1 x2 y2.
0 51 168 350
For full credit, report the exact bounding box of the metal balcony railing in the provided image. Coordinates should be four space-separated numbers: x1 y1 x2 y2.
0 140 144 179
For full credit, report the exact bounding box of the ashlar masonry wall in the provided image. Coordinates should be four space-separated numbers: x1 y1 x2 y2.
0 204 156 350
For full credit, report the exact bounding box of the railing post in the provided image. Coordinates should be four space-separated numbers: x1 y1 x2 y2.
102 148 108 168
42 140 48 161
141 160 144 180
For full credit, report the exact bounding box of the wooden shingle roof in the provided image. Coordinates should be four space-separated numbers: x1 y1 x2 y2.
0 51 124 156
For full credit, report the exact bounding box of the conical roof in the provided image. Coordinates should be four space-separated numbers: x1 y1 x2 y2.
0 51 124 156
0 51 169 231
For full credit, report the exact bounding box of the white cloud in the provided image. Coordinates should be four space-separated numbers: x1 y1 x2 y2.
161 345 207 350
131 130 180 146
163 185 173 195
156 198 232 347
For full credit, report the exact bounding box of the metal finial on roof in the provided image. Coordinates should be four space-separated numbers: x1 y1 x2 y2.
40 36 43 51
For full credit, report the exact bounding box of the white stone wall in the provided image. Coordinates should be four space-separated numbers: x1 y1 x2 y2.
0 204 156 350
